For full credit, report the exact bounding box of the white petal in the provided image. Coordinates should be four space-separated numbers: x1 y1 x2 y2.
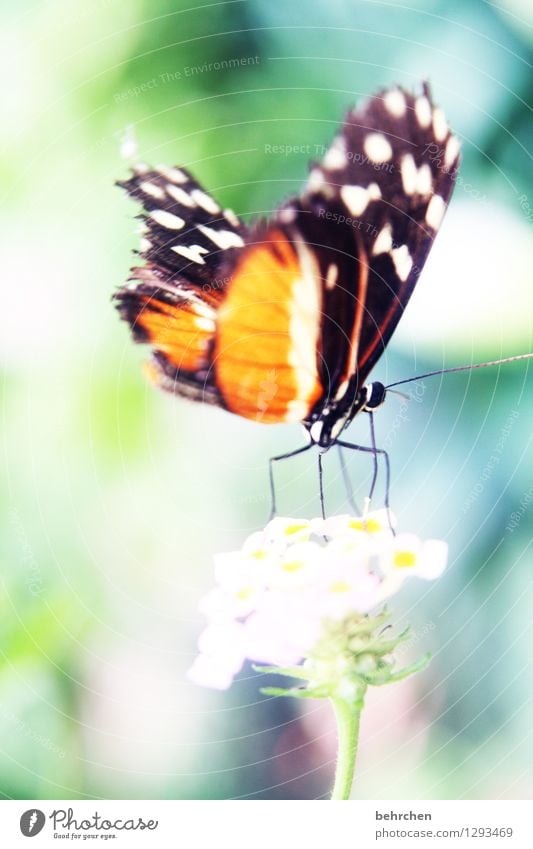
198 622 246 671
187 654 237 690
419 539 448 579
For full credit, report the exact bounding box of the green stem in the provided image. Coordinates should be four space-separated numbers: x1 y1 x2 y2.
330 685 367 800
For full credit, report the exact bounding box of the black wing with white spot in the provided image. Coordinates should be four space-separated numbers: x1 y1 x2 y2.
117 162 245 287
114 163 246 406
274 82 460 403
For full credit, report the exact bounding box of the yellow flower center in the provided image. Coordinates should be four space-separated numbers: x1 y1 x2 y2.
394 550 417 568
248 549 268 560
235 586 254 600
349 518 382 533
283 523 309 536
281 559 304 573
329 580 351 594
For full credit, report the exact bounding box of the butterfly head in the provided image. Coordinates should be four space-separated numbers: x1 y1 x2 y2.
362 381 387 412
306 380 387 449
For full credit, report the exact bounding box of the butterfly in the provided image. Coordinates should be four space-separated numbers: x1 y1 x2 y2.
115 83 460 450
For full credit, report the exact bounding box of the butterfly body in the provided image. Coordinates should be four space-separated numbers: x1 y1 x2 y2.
115 83 459 445
303 378 387 448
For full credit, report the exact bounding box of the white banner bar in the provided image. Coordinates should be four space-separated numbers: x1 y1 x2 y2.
0 800 531 848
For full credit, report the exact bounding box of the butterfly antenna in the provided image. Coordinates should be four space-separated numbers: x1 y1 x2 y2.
387 388 411 402
385 352 533 390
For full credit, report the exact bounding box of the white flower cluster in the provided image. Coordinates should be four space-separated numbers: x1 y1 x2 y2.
188 511 447 690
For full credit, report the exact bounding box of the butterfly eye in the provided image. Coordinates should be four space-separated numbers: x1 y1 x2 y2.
363 382 387 411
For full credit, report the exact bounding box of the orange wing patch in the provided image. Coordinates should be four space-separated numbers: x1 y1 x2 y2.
134 295 215 373
214 229 323 423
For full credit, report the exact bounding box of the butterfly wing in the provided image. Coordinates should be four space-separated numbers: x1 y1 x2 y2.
116 84 459 425
114 164 244 404
282 82 460 406
214 226 324 423
214 84 459 423
116 165 326 423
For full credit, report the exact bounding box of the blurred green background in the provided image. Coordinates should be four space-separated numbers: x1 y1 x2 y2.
1 0 532 800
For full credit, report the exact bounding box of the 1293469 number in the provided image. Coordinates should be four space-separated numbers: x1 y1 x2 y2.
467 827 513 838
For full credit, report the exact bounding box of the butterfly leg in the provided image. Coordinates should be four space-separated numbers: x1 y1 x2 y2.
318 451 326 519
268 442 313 520
336 436 393 533
366 413 394 532
337 445 361 515
367 412 379 505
